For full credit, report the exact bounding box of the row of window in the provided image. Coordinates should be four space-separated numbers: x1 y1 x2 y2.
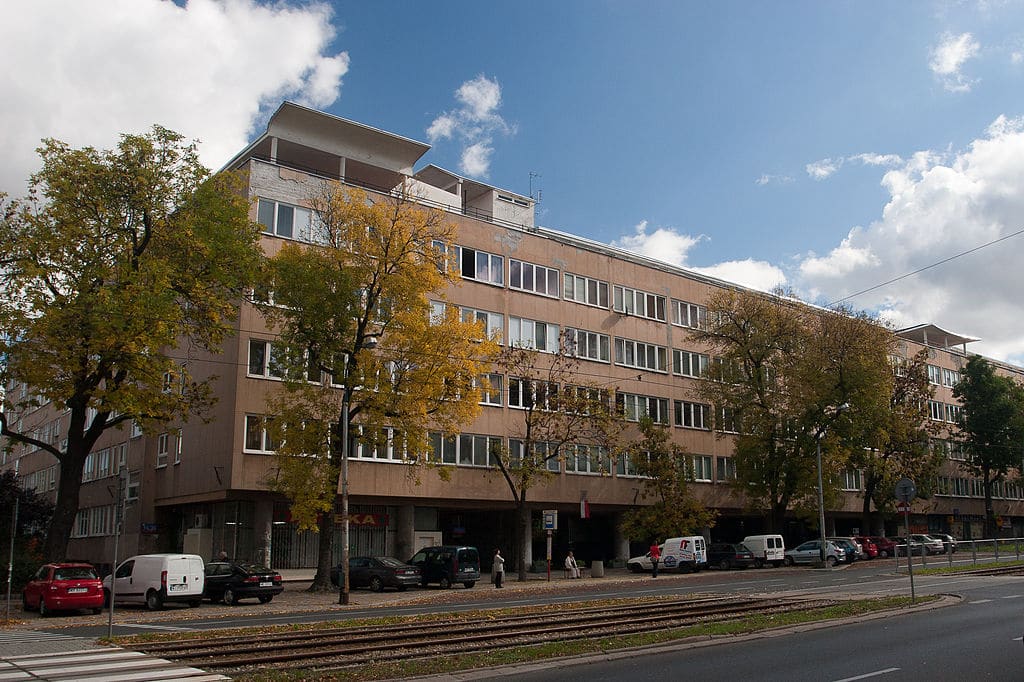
82 443 129 482
928 401 962 423
71 505 117 538
259 198 708 325
927 364 961 388
935 476 1024 500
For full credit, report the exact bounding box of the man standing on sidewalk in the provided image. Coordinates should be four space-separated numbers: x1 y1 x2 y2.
493 548 505 588
650 540 661 578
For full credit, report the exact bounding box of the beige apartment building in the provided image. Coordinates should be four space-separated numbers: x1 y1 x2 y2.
4 102 1023 571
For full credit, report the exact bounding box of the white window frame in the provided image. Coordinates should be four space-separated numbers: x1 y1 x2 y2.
257 198 312 241
617 393 669 424
842 469 862 491
564 327 611 363
457 246 504 285
675 400 710 430
613 285 666 321
243 415 278 453
691 455 713 482
615 338 668 373
671 299 706 329
509 259 559 298
156 433 169 468
928 400 944 421
563 272 609 308
476 373 504 406
509 316 560 352
673 349 709 377
459 306 504 342
716 456 736 481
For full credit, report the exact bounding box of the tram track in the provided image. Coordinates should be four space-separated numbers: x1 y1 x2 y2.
123 594 835 675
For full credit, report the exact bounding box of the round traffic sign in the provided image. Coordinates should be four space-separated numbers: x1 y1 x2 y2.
895 477 916 503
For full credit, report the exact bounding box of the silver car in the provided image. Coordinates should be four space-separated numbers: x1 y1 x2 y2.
784 540 845 567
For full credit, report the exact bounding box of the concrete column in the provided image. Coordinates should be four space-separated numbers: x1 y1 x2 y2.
394 505 415 561
253 497 274 568
269 137 278 163
614 514 629 566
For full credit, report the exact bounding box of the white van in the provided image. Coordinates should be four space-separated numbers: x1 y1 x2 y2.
660 536 708 572
741 534 785 568
103 553 205 610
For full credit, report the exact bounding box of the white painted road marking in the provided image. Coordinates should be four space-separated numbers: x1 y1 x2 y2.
834 667 900 681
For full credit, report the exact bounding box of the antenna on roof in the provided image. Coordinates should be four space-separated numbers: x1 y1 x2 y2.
529 172 542 202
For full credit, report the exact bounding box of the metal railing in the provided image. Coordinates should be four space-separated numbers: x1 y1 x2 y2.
893 536 1024 570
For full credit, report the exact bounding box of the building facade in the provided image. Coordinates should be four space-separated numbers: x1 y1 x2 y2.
4 102 1023 571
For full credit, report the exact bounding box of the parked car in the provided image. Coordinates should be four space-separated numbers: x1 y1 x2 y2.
896 534 944 556
407 546 480 589
784 540 845 567
627 545 663 573
330 556 421 592
103 553 205 610
203 561 283 605
866 536 897 559
853 536 879 559
741 534 786 568
828 537 862 562
930 533 958 553
707 542 756 570
22 563 104 616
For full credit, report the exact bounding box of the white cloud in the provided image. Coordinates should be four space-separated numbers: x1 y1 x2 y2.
427 74 514 178
610 221 785 293
929 32 980 92
851 153 903 167
755 173 794 186
0 0 347 195
806 158 843 180
795 115 1024 361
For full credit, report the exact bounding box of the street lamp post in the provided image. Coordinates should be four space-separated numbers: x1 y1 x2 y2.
816 403 850 566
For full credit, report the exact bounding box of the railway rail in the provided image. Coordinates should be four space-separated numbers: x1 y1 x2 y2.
124 594 835 675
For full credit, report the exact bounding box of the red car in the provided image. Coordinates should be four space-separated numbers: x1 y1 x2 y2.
866 536 897 559
23 563 105 616
853 536 879 559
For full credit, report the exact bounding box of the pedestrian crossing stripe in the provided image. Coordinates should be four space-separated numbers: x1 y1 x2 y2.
1 647 227 681
0 630 87 644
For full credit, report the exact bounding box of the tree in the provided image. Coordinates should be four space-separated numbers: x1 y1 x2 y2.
852 350 942 533
618 418 717 543
260 182 497 591
691 288 893 532
0 471 54 592
491 336 625 581
0 128 263 561
953 356 1024 538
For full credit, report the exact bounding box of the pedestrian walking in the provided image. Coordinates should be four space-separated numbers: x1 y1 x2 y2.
650 540 661 578
493 548 505 588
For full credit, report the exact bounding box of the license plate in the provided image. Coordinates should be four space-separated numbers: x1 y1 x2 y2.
259 581 272 587
67 587 87 594
168 584 186 592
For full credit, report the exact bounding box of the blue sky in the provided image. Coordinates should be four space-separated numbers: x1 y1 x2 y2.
3 1 1024 363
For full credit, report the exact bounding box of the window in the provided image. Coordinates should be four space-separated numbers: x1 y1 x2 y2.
97 448 111 478
353 426 409 461
131 420 143 438
458 434 502 467
509 259 559 297
942 368 960 388
82 453 94 482
458 246 504 285
563 273 609 308
615 338 668 373
675 401 710 430
248 339 284 378
565 444 608 474
509 440 560 471
429 432 457 464
716 456 736 481
174 429 183 464
927 364 942 385
476 373 503 406
673 349 709 377
244 415 277 453
459 306 504 341
126 470 140 501
889 355 908 377
616 393 669 424
945 404 962 423
257 198 312 241
842 469 862 491
509 317 560 352
115 443 128 474
928 400 944 421
613 286 666 321
508 378 559 410
564 328 611 362
156 433 169 468
691 455 712 482
671 300 706 329
716 406 741 433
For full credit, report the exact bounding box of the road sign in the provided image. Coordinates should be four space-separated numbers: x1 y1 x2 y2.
543 510 557 530
896 502 911 513
895 477 916 503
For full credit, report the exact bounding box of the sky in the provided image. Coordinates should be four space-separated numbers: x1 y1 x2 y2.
3 1 1024 365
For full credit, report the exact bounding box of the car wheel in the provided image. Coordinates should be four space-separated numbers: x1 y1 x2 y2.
146 590 164 611
718 559 731 570
784 556 794 566
439 576 451 589
826 556 837 567
753 558 764 569
878 550 889 559
39 597 50 617
463 581 475 588
370 577 384 593
223 588 237 606
258 595 273 604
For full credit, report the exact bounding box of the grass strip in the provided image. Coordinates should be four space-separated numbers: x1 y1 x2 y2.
230 595 930 681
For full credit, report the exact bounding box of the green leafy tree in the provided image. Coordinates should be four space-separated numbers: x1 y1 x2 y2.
261 183 498 591
0 471 53 591
852 350 942 533
692 288 893 532
492 337 626 580
618 417 717 543
953 356 1024 537
0 128 263 561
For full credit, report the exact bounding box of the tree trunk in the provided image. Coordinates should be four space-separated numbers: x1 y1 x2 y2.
310 508 336 592
862 475 877 535
983 473 995 539
44 449 86 562
516 502 530 581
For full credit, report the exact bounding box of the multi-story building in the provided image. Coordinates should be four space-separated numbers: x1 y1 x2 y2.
4 102 1022 570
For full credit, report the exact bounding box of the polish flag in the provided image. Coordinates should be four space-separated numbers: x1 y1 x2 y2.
580 498 590 519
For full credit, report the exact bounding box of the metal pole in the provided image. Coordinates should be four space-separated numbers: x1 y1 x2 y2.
905 507 915 604
107 469 126 639
339 352 351 606
816 436 827 566
5 462 19 623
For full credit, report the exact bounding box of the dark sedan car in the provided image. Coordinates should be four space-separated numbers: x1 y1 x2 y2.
203 561 283 605
707 542 756 570
330 556 421 592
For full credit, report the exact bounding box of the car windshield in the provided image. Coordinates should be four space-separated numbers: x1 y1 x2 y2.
736 544 752 553
235 563 268 574
377 557 406 568
54 567 98 580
